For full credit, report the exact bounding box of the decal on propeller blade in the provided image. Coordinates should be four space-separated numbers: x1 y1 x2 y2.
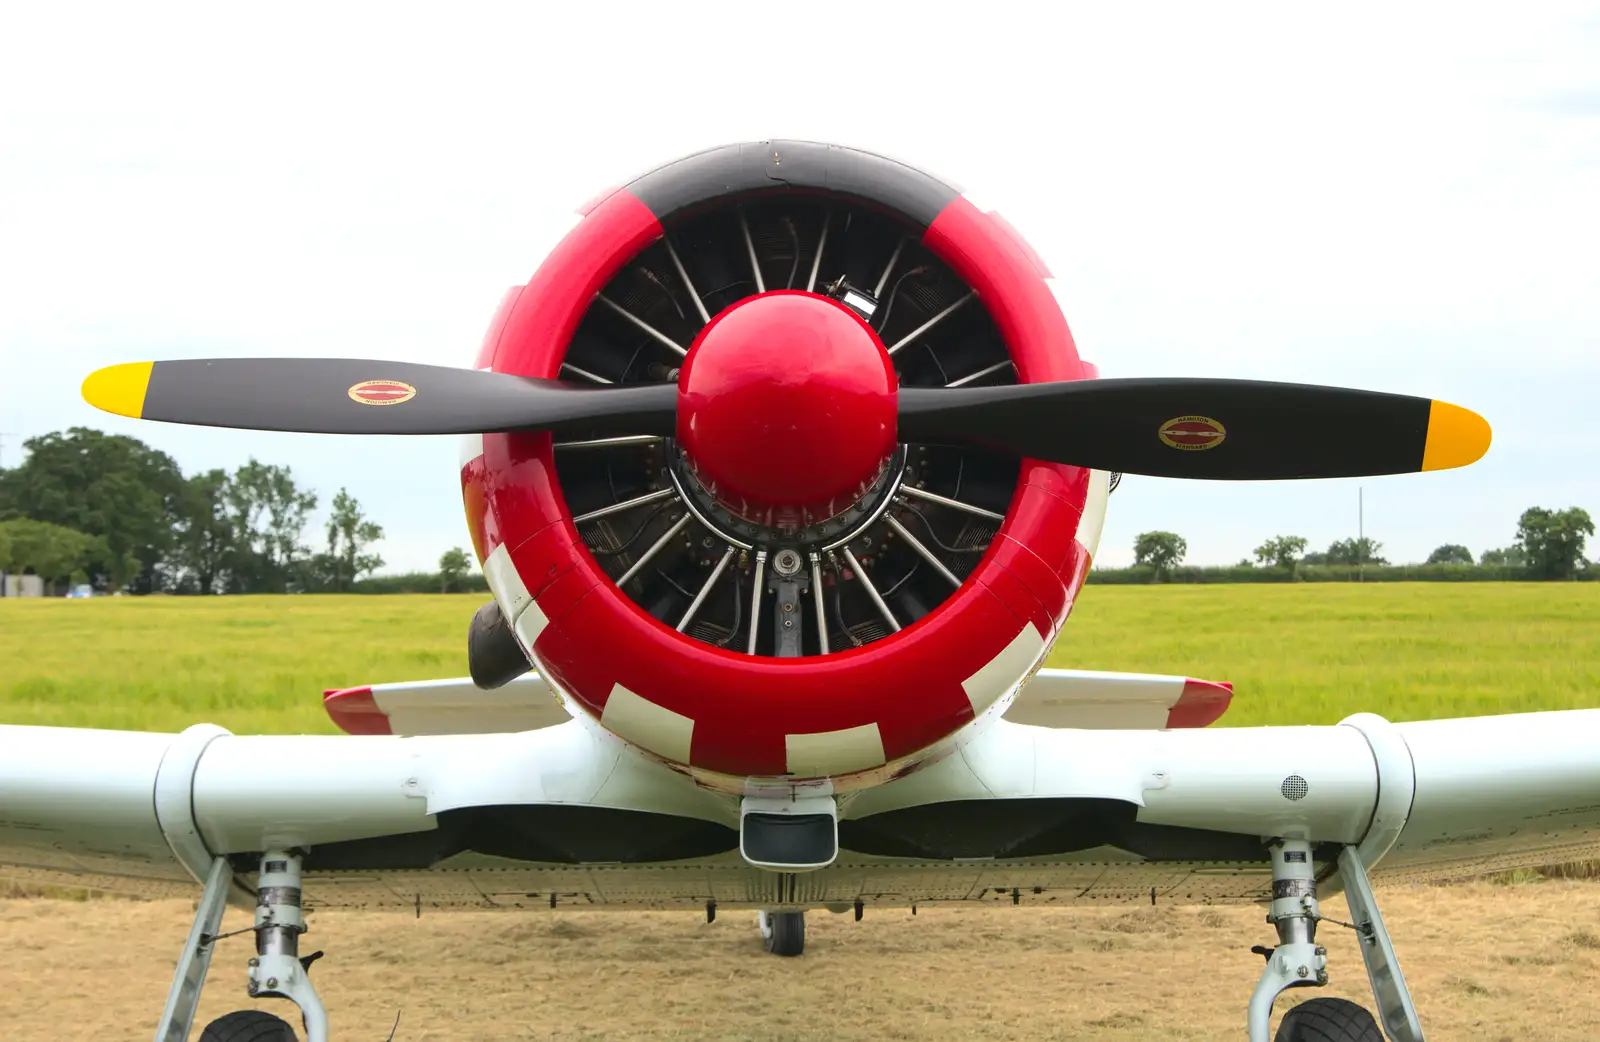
347 380 418 406
1158 415 1226 451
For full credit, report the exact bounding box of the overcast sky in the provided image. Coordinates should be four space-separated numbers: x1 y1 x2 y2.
2 5 1596 572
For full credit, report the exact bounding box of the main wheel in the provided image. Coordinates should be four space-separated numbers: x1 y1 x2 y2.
198 1009 298 1042
1276 997 1383 1042
758 910 806 956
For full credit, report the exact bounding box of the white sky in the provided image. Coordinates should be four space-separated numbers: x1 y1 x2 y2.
1 4 1596 572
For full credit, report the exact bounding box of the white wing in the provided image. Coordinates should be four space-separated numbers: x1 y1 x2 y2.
1006 668 1233 729
322 672 572 736
5 707 1600 908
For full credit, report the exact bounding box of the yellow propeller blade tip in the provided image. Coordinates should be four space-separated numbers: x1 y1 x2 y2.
81 362 154 419
1421 400 1492 471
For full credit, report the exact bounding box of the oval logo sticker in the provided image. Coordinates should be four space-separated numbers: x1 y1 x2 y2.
1158 415 1226 451
348 379 417 407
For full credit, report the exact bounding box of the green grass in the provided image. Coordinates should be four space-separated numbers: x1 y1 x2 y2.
1 584 1596 734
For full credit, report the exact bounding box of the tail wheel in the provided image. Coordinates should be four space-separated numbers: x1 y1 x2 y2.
758 910 806 956
1276 997 1383 1042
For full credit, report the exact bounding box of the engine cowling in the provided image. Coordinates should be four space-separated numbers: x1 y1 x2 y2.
459 141 1109 793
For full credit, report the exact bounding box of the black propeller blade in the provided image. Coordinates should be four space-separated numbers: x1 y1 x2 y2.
84 361 1489 480
899 377 1490 480
81 358 677 438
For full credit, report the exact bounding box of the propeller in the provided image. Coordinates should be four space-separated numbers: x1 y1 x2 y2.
80 359 676 439
898 377 1491 480
82 358 1490 480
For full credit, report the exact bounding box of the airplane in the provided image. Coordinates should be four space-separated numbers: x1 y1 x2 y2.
2 139 1589 1042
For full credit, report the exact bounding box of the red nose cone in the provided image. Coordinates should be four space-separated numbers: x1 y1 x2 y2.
677 291 898 521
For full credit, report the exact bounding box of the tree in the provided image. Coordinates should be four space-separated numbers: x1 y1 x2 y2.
226 460 318 592
1480 545 1526 568
1133 531 1187 580
1325 537 1388 567
0 428 183 591
312 488 384 593
0 518 97 588
1254 535 1308 570
438 547 471 593
173 469 236 594
1425 544 1473 565
1515 506 1594 580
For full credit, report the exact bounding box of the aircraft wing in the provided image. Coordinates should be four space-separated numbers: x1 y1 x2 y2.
322 673 573 736
1005 668 1233 729
4 709 1600 908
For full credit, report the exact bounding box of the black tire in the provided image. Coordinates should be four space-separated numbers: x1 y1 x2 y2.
762 910 805 956
198 1009 299 1042
1276 997 1383 1042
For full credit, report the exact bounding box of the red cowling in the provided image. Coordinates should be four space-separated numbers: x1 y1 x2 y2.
459 144 1098 792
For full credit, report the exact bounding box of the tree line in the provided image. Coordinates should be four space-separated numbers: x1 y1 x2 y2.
5 426 1592 595
1114 506 1596 583
0 428 393 594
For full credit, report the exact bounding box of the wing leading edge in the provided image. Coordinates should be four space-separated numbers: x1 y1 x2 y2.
323 668 1234 738
322 673 572 736
1005 668 1234 729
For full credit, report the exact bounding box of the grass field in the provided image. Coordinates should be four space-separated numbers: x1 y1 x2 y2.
1 583 1596 734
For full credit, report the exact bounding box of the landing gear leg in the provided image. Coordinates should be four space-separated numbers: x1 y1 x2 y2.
154 856 233 1042
245 849 329 1042
1247 840 1424 1042
154 849 329 1042
1248 839 1330 1042
1338 845 1424 1042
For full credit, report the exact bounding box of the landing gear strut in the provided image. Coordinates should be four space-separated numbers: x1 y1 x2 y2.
758 910 806 956
1248 839 1423 1042
154 849 328 1042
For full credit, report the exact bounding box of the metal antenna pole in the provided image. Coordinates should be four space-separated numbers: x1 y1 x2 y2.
1358 486 1365 583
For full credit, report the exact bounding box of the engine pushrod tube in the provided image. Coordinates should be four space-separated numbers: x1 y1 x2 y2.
560 362 613 384
842 546 900 633
810 552 830 654
555 435 664 450
572 487 677 525
746 550 767 655
946 359 1014 388
806 211 830 292
885 291 974 356
677 546 736 632
597 294 687 357
899 484 1006 522
739 208 766 294
616 514 692 588
663 237 712 325
885 515 962 588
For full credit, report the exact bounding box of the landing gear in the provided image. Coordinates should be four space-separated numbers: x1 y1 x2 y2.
154 849 328 1042
1247 840 1423 1042
198 1009 299 1042
1276 997 1382 1042
758 910 806 956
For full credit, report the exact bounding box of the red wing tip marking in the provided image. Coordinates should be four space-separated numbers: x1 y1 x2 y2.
1165 678 1234 729
323 686 391 735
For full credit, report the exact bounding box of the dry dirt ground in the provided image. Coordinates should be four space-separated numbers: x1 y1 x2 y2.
5 881 1600 1042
